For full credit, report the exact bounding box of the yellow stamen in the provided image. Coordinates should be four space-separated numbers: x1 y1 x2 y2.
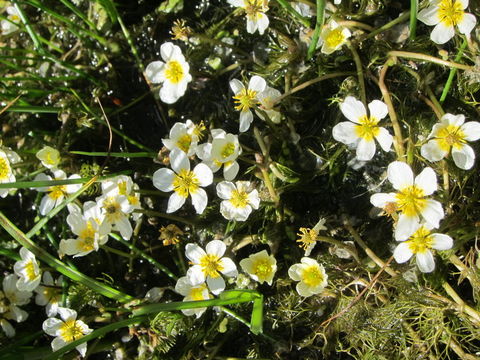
59 319 84 343
189 286 206 301
172 169 199 198
103 197 123 222
0 157 11 181
200 254 224 278
221 143 236 159
301 265 324 287
296 228 318 250
24 260 38 281
406 226 434 254
395 185 426 217
252 259 272 278
176 134 192 153
438 0 464 27
354 115 380 141
233 88 258 112
48 185 67 200
325 28 346 49
435 124 466 152
165 60 184 84
230 189 249 208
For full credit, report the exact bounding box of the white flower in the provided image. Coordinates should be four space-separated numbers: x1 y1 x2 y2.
101 175 142 220
421 113 480 170
319 20 351 55
256 86 282 124
239 250 277 285
36 146 61 169
216 181 260 221
34 271 63 317
162 120 200 156
1 6 20 35
96 194 133 240
393 223 453 273
153 148 213 214
230 75 267 132
333 96 393 161
196 129 242 181
174 276 211 318
228 0 270 35
370 161 445 240
59 201 111 257
0 149 19 198
34 169 82 215
292 2 314 17
14 247 41 292
145 42 192 104
0 274 32 337
288 257 328 297
185 240 238 295
418 0 476 44
42 307 92 357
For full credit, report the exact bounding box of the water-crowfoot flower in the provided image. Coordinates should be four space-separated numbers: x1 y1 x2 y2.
34 271 62 317
0 274 32 337
256 85 282 124
227 0 270 35
196 129 242 181
145 42 192 104
34 169 81 215
288 257 328 297
14 247 41 291
59 201 111 257
393 223 453 273
0 149 20 198
333 96 393 161
101 175 142 221
42 307 92 357
230 75 267 132
185 240 238 295
1 6 20 35
417 0 476 44
175 276 211 318
96 192 133 240
370 161 444 240
36 146 61 169
296 218 327 256
159 224 184 246
421 113 480 170
216 181 260 221
162 120 200 156
239 250 277 285
319 20 351 55
153 148 213 214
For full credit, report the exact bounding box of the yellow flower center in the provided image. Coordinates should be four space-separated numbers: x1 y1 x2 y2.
0 157 11 181
395 185 426 217
200 254 224 278
438 0 464 27
24 260 38 281
406 226 434 254
301 265 324 288
172 168 199 198
165 60 185 84
296 227 318 250
252 259 272 279
355 115 380 141
42 151 59 166
9 14 20 22
176 134 192 153
79 222 96 250
233 88 258 112
118 181 128 196
230 189 249 208
42 286 61 302
221 143 236 159
48 185 67 200
159 224 183 246
435 124 466 152
325 28 346 49
103 197 123 222
245 0 267 17
59 319 84 343
189 286 206 301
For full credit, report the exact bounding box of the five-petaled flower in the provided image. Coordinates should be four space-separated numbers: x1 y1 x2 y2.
162 120 200 156
14 247 41 292
288 257 328 297
418 0 477 44
175 276 211 318
185 240 238 295
421 113 480 170
153 148 213 214
319 20 351 55
333 96 393 161
0 274 31 337
216 181 260 221
42 307 92 357
34 271 63 317
1 6 20 35
239 250 277 285
227 0 270 35
0 149 20 198
145 42 192 104
36 146 61 169
393 223 453 273
230 75 267 132
370 161 444 240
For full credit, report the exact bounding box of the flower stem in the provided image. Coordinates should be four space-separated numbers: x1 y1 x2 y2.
361 12 409 41
409 0 418 41
388 51 473 70
442 281 480 326
306 0 325 60
440 38 468 103
348 42 367 106
274 0 310 28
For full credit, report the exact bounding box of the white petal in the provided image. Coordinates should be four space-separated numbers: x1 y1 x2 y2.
216 181 235 200
247 190 260 209
239 110 253 133
431 233 453 250
370 192 397 208
387 161 413 190
421 140 448 162
332 122 358 144
232 205 252 221
196 143 212 161
219 257 238 277
170 148 190 174
246 18 257 34
288 264 302 281
186 265 205 286
51 336 68 351
206 240 226 257
340 96 366 123
115 216 133 240
39 196 56 215
416 251 435 273
414 167 437 195
421 199 444 228
76 343 88 357
223 161 239 181
375 127 393 152
368 100 388 120
229 79 244 94
1 320 15 337
160 42 181 62
167 192 186 213
152 168 175 192
207 276 225 295
461 121 480 141
57 307 77 322
430 22 455 44
160 83 182 104
190 188 208 214
248 75 267 93
356 138 376 161
256 13 269 35
174 276 191 296
443 113 465 127
193 164 213 187
220 201 236 220
395 213 420 241
452 144 475 170
457 13 477 35
296 282 313 297
393 242 413 263
417 5 440 26
42 318 63 336
185 244 206 264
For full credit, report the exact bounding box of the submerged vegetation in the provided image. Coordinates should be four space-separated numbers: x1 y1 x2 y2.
0 0 480 358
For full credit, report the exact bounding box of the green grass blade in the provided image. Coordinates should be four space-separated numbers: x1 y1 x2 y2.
275 0 310 28
250 293 264 334
306 0 325 60
409 0 417 40
70 151 157 158
6 106 61 113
